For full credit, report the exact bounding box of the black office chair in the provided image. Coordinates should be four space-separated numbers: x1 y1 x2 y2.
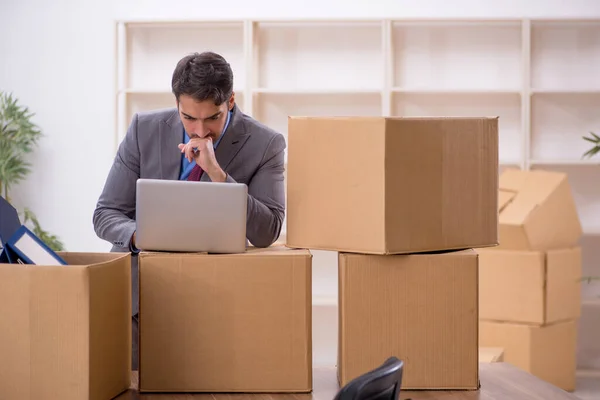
333 357 404 400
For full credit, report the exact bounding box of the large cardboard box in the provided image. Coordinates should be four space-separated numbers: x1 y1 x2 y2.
338 249 479 390
0 252 132 400
479 320 577 391
478 247 582 325
286 116 499 254
497 169 582 250
138 247 312 392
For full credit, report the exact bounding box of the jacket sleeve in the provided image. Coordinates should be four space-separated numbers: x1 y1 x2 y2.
92 113 140 251
225 133 286 248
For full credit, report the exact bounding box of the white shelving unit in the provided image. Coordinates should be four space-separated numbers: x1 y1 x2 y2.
115 18 600 240
115 17 600 234
115 18 600 369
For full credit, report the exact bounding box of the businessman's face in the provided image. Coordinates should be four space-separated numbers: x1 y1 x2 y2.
177 93 235 142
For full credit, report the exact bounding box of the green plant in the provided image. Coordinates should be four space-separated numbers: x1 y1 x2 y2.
580 131 600 285
582 131 600 159
0 91 65 251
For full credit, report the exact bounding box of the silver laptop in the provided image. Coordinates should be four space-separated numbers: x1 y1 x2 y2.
135 179 248 253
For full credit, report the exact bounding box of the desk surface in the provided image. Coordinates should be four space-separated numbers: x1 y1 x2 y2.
115 363 578 400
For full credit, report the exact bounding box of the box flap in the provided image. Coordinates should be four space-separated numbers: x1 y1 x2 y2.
499 170 566 224
58 252 130 267
499 168 529 192
497 169 582 250
498 190 516 212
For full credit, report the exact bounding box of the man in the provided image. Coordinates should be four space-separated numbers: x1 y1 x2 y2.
93 51 286 369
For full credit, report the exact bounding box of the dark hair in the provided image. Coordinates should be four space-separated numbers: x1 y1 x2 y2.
171 51 234 105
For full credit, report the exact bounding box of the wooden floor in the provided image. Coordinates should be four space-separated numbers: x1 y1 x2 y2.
114 363 579 400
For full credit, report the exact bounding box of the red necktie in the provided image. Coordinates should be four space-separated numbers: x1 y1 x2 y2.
187 164 203 181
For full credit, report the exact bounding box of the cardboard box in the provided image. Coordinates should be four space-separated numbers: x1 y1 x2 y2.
286 116 499 254
337 249 479 390
479 320 577 391
138 247 312 392
478 247 582 325
479 347 505 362
498 169 582 250
0 252 132 400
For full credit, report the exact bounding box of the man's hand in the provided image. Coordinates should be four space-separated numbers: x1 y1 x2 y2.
178 137 226 182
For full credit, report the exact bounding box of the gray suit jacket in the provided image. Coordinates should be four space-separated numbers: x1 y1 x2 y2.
93 104 286 315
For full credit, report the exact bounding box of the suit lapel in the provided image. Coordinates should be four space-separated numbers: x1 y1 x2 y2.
201 104 251 181
160 109 184 180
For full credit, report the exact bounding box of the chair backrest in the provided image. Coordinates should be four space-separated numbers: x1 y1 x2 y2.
334 357 404 400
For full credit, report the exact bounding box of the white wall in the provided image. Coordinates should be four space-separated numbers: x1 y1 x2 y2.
0 0 117 252
1 0 599 252
116 0 600 20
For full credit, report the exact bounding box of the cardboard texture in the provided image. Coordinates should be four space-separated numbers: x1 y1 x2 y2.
478 247 582 325
0 252 132 400
337 250 479 390
497 168 582 251
138 247 312 393
286 116 499 254
479 347 505 363
479 320 577 392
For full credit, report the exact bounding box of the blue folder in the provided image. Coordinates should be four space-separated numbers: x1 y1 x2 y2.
0 245 23 264
5 225 67 266
0 195 21 247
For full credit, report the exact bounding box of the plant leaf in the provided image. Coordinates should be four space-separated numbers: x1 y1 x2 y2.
582 131 600 159
583 146 600 159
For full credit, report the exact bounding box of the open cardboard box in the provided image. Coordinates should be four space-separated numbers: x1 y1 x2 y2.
0 252 132 400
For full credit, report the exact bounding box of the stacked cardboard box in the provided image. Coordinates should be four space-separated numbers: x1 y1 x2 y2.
0 252 132 400
137 246 313 393
286 116 500 389
477 168 583 391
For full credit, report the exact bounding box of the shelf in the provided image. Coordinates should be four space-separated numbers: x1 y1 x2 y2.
530 164 600 235
531 20 600 92
582 298 600 307
392 92 522 165
531 89 600 94
124 21 245 90
530 93 600 161
392 20 522 91
120 88 244 95
253 88 381 95
255 21 383 91
392 88 521 94
530 159 600 166
121 91 245 133
254 92 382 140
312 296 337 307
500 160 523 166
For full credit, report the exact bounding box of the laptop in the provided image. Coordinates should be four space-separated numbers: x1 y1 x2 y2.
135 179 248 253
